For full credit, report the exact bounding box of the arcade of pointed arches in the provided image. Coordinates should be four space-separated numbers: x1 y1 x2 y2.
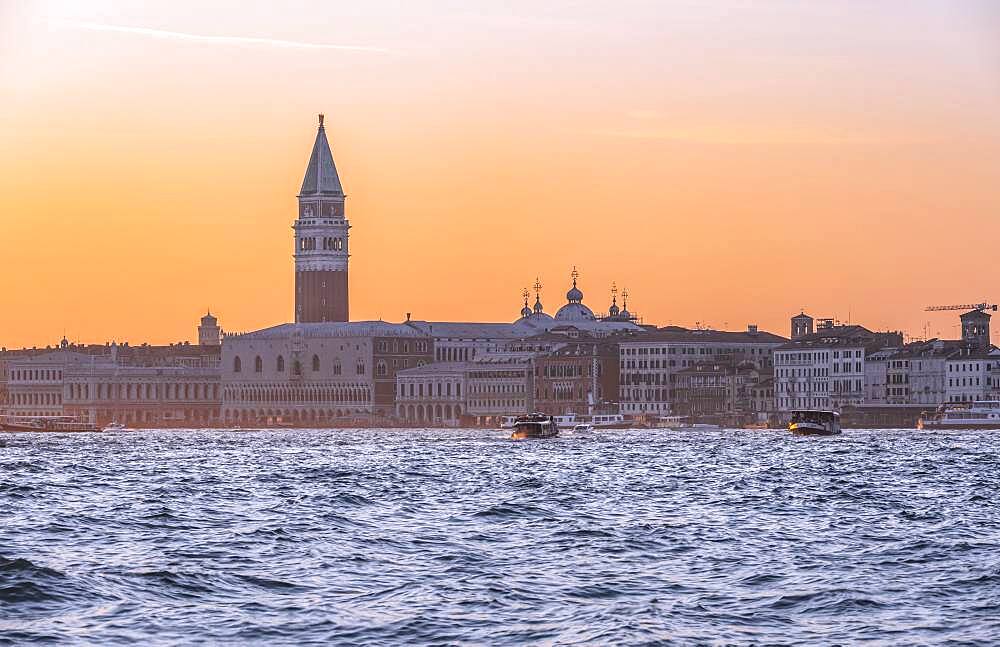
223 381 372 425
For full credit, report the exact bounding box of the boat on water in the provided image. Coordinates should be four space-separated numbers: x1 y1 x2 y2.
551 413 632 430
0 416 101 433
571 423 594 433
656 416 721 431
510 413 559 440
102 422 128 432
918 401 1000 430
788 410 841 436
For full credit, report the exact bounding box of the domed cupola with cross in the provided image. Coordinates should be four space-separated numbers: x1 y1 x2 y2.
555 267 596 322
294 114 350 323
619 287 633 320
608 282 621 318
519 288 533 319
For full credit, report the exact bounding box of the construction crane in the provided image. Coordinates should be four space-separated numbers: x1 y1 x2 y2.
925 302 998 313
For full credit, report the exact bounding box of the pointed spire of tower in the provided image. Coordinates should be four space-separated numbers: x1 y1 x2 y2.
299 113 344 196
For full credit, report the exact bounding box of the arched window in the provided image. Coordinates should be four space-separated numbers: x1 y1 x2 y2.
312 355 320 372
333 360 342 376
255 356 263 373
376 361 387 377
234 356 242 373
357 361 365 375
277 356 285 372
293 361 302 376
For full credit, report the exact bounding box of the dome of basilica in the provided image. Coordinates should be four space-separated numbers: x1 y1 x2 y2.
555 302 596 321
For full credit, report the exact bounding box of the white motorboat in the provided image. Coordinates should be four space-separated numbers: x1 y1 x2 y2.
918 401 1000 430
553 413 630 430
656 416 720 431
102 422 128 432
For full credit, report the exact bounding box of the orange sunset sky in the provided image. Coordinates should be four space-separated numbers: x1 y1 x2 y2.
2 1 999 349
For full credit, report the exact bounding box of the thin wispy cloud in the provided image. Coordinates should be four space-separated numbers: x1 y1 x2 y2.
65 21 392 53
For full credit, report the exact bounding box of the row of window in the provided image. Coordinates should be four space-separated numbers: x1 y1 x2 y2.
234 355 365 376
436 347 474 362
539 364 589 378
10 392 61 405
778 368 829 378
66 382 217 402
949 363 988 372
376 340 430 354
776 350 862 364
471 383 526 395
398 381 463 399
10 369 63 382
622 346 772 356
298 236 345 252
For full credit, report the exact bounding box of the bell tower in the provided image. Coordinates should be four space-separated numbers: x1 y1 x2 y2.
294 114 350 323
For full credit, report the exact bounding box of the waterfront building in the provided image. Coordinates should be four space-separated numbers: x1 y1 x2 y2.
295 115 350 323
532 335 620 416
774 321 902 412
465 352 537 425
618 325 786 417
221 321 432 425
748 372 775 421
5 345 85 418
858 310 999 411
944 348 1000 404
63 344 222 427
863 348 896 405
4 324 223 425
902 341 955 406
395 362 468 426
671 359 766 422
0 349 45 417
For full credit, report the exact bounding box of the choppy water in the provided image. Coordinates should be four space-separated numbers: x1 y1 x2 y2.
2 428 1000 645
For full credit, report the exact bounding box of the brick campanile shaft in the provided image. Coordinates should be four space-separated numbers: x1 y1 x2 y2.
294 114 350 323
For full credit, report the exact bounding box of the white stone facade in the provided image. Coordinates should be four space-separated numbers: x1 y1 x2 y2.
619 329 785 416
221 321 432 425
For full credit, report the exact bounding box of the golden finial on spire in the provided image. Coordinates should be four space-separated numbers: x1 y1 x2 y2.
571 265 579 286
533 277 543 296
318 113 325 128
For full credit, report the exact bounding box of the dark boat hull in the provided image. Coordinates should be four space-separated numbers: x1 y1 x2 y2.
789 422 841 436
